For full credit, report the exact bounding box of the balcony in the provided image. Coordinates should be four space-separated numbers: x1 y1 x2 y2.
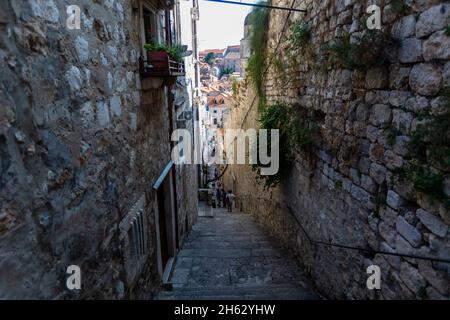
139 52 185 79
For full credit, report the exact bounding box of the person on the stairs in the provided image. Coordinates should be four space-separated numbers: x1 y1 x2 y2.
226 190 236 212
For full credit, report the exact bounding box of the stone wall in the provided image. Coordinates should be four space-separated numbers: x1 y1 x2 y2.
0 0 197 299
224 0 450 299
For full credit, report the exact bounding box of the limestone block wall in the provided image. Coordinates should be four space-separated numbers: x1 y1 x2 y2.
225 0 450 299
0 0 197 299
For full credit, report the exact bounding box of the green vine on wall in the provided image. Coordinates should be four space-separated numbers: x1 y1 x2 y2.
246 2 270 108
289 21 311 50
393 89 450 207
321 30 397 71
252 103 319 189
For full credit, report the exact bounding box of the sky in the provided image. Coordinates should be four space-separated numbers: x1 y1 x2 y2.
197 0 252 51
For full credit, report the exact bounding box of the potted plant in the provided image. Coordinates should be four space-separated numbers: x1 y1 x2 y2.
144 41 184 70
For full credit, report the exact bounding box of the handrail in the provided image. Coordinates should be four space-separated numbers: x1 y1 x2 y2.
284 205 450 264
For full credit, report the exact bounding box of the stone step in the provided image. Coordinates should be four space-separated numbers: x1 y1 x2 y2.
177 248 283 259
183 241 276 250
157 284 317 300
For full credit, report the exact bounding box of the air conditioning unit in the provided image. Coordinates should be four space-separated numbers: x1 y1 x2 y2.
191 7 200 21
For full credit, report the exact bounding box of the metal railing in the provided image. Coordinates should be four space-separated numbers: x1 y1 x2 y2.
284 205 450 264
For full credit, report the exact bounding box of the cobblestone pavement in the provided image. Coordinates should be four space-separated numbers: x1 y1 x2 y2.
157 206 318 300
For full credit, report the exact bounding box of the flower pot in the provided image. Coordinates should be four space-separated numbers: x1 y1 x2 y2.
146 51 170 72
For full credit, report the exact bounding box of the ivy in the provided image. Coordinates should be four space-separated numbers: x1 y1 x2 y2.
252 103 319 189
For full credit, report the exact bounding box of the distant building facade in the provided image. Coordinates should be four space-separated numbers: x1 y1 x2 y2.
222 45 241 74
240 13 253 78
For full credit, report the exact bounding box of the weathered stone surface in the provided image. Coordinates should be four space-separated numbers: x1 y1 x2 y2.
366 125 379 142
379 221 396 246
391 15 416 39
393 135 410 156
29 0 60 23
369 104 392 128
110 96 122 117
392 109 413 134
426 286 448 300
369 143 385 163
395 234 415 255
405 96 429 113
96 101 110 128
350 185 371 204
389 66 410 90
396 216 422 247
423 30 450 61
369 163 387 184
415 4 450 38
409 63 442 96
365 90 390 104
366 67 389 89
75 36 90 63
443 61 450 88
387 190 405 209
389 91 411 107
399 262 426 294
384 150 404 170
66 66 82 92
399 38 423 63
418 260 449 295
416 209 448 237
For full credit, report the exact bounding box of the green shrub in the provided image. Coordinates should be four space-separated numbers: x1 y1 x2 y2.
394 89 450 207
290 22 311 49
322 31 396 70
391 0 408 15
204 52 215 64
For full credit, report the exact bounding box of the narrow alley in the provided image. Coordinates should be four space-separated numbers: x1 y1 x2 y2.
157 204 317 300
0 0 449 304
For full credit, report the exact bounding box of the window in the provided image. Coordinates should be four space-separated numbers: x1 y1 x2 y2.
213 110 218 114
143 7 156 44
213 118 218 125
141 0 162 47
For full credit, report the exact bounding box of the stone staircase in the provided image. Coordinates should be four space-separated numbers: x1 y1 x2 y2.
156 208 318 300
